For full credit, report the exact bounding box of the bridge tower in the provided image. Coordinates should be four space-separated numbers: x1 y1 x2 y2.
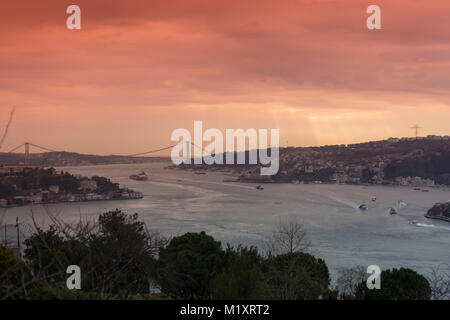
24 142 29 164
186 140 190 163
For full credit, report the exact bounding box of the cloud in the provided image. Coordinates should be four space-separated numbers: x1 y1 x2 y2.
0 0 449 152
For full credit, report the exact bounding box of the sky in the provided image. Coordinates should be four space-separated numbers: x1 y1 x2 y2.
1 0 450 155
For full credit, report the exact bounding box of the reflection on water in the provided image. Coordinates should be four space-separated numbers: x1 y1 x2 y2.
2 161 450 281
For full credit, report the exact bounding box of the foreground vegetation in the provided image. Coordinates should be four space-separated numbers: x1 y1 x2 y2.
0 210 448 300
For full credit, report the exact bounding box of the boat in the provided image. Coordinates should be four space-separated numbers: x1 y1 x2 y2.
256 185 264 190
398 200 407 207
411 220 418 225
129 171 148 181
359 204 368 211
389 208 397 215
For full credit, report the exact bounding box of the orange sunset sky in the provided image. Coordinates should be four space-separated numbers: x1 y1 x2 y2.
1 0 450 155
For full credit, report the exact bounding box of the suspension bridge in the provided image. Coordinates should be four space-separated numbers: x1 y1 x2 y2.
3 141 206 164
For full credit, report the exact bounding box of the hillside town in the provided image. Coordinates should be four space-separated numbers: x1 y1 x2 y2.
0 164 142 208
180 135 450 187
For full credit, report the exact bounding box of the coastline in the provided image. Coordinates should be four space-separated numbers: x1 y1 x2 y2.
424 214 450 223
0 193 143 209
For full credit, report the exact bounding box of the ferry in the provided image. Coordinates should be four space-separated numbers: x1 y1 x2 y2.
359 204 368 211
129 171 149 181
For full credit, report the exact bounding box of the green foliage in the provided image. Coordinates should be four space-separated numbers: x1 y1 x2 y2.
296 168 336 183
0 244 34 299
355 268 431 300
24 210 155 297
27 282 167 300
212 245 268 299
24 226 89 283
383 150 450 185
89 210 154 295
39 170 80 193
157 231 225 299
91 176 119 193
28 283 112 300
427 202 450 219
16 210 435 301
262 252 331 299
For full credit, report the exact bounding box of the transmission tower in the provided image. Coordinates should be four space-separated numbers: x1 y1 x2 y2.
411 124 420 139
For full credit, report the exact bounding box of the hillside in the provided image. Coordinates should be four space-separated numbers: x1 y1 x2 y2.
0 151 170 167
178 135 450 186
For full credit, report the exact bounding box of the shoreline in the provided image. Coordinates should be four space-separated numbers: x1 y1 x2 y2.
0 195 144 209
424 214 450 223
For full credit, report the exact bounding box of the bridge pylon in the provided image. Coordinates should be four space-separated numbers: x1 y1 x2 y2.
24 142 29 165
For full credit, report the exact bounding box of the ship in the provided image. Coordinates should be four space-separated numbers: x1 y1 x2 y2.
129 171 148 181
359 204 368 211
389 208 397 215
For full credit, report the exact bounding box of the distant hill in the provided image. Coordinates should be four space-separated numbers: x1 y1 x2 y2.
0 151 170 167
178 135 450 185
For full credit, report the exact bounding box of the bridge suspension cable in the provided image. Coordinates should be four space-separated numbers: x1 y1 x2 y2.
127 141 205 158
5 141 204 161
7 143 25 153
190 141 204 152
27 142 58 153
126 143 181 157
7 142 58 154
6 142 60 165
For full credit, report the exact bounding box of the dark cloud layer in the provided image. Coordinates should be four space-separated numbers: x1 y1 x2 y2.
0 0 449 152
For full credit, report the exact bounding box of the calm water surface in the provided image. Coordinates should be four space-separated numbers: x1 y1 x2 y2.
2 162 449 281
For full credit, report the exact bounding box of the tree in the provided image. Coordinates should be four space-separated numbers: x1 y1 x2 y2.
355 268 431 300
24 225 88 284
262 252 330 300
212 245 268 299
335 265 367 299
427 265 450 300
157 231 225 299
0 244 34 299
24 209 165 297
88 210 157 296
265 216 310 255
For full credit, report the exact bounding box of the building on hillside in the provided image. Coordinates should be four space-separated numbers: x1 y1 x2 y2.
0 164 40 175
